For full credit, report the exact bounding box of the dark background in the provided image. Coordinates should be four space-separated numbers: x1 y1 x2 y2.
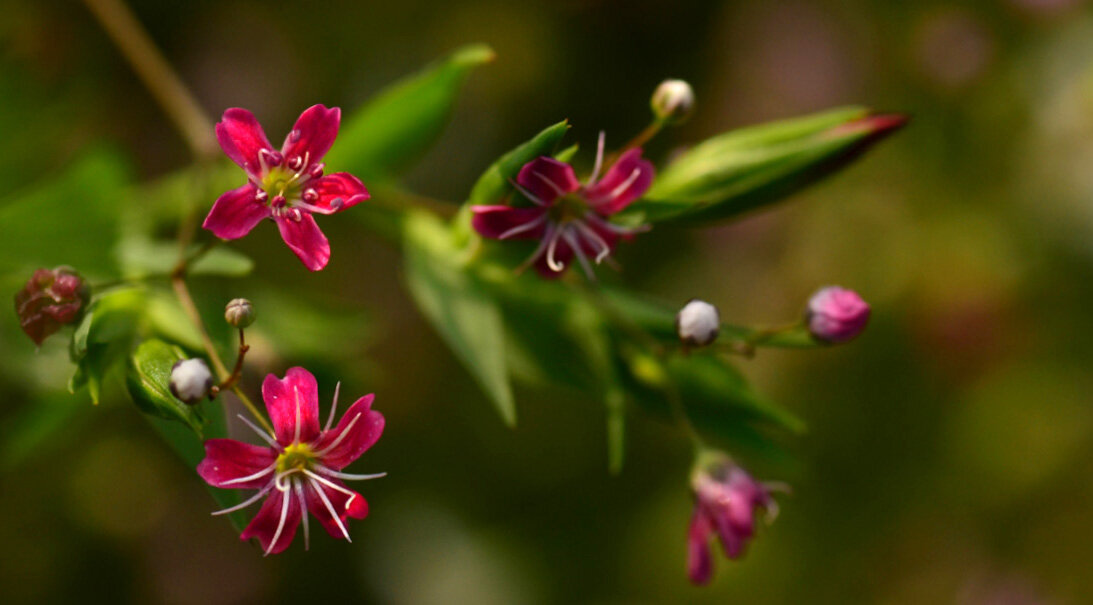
2 0 1092 603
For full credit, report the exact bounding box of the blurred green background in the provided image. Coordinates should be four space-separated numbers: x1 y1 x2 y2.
3 0 1093 603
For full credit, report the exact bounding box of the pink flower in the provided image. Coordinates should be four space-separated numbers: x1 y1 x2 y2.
806 286 871 343
197 368 385 554
470 133 654 278
203 105 370 271
687 455 782 585
14 267 89 346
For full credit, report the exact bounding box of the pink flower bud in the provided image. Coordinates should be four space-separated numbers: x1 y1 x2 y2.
806 286 870 343
14 267 89 346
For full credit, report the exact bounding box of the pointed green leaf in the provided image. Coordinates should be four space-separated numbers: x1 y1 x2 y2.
327 44 495 181
625 107 906 223
116 237 253 278
466 120 570 207
403 211 515 425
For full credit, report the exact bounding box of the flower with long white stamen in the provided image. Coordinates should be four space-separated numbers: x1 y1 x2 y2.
471 132 654 279
203 105 371 271
197 367 385 555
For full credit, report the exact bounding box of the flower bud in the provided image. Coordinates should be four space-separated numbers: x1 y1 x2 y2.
224 298 255 328
14 266 90 345
676 299 720 347
806 286 870 343
169 358 214 404
651 79 695 123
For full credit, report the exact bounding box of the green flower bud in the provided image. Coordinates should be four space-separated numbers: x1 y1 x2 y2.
224 298 255 328
651 79 695 124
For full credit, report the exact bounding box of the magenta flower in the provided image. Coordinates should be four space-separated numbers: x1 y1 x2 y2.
197 368 385 555
471 134 654 278
14 267 89 346
203 105 370 271
806 286 871 343
687 455 782 585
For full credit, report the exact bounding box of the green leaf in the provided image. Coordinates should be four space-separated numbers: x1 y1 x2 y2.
126 339 206 435
626 107 906 223
327 44 495 181
69 287 147 404
116 237 253 279
466 120 570 207
403 211 515 425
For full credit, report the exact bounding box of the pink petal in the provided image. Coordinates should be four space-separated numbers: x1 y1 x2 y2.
687 512 715 585
216 108 274 179
515 157 580 204
275 213 331 271
281 105 340 169
202 184 269 240
314 394 384 470
305 478 369 539
196 439 278 489
470 205 549 240
584 148 655 215
261 367 322 446
239 489 302 554
307 172 370 214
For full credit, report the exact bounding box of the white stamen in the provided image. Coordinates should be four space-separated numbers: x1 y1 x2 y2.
236 414 281 450
574 221 612 263
516 224 557 275
293 478 310 551
265 490 292 556
498 214 548 240
603 168 643 203
313 463 386 482
274 471 294 492
545 229 566 272
533 170 567 197
211 484 273 516
293 385 303 444
325 382 341 432
302 468 361 507
508 178 548 207
562 228 596 280
313 412 362 458
584 212 650 235
310 477 351 542
292 200 331 215
221 463 276 486
586 131 606 186
765 499 780 524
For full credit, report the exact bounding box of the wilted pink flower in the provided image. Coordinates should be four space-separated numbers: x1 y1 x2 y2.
687 455 782 585
198 368 385 554
14 267 89 346
806 286 870 343
204 105 370 271
471 133 654 278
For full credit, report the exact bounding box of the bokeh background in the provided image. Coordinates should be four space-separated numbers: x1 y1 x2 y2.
3 0 1093 603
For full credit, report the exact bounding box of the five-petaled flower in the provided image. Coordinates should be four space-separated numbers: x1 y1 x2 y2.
687 453 783 585
471 133 654 278
197 367 385 555
204 105 370 271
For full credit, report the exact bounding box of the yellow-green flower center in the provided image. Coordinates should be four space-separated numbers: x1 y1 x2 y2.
276 442 316 474
548 194 589 224
261 166 303 202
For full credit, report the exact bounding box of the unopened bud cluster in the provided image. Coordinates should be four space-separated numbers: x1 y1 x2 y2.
676 299 720 347
224 298 255 328
14 266 89 345
169 358 214 404
651 79 695 124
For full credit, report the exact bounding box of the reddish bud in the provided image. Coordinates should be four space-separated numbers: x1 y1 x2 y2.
14 267 89 346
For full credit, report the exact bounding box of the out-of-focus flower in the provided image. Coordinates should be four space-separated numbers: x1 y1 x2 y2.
471 134 654 278
651 79 695 123
198 368 385 554
203 105 370 271
676 299 720 347
169 359 214 404
806 286 870 343
224 298 255 329
14 266 89 346
687 453 782 585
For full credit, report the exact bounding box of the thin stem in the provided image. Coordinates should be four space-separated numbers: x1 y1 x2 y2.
211 329 250 394
232 387 273 437
602 119 665 170
170 274 229 379
80 0 217 160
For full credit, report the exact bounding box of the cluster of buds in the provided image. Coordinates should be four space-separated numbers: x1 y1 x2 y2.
14 267 89 346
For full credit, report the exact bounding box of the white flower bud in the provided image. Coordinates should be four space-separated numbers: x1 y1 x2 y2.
676 299 720 347
169 358 213 404
651 79 695 123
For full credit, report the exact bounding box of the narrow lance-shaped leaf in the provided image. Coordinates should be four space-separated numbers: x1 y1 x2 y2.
624 107 907 223
327 44 496 181
403 211 516 425
465 120 570 208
